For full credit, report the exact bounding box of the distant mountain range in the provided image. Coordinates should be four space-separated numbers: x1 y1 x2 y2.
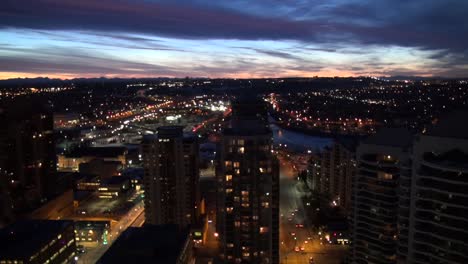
0 77 179 88
379 76 456 81
0 76 465 88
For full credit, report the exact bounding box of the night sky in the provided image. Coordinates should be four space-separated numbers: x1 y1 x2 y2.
1 0 467 79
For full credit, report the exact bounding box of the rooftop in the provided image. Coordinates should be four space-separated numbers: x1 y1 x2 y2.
142 128 196 143
157 125 184 138
101 176 130 185
0 220 74 259
65 146 127 158
97 224 189 264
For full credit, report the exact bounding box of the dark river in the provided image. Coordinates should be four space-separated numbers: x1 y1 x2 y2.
270 122 333 153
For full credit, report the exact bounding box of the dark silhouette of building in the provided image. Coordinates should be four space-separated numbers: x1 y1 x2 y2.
0 220 76 263
217 97 280 263
142 126 200 227
0 100 56 226
97 224 194 264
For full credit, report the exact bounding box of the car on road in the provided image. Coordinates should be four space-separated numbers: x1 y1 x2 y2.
300 246 305 251
295 223 304 228
294 246 300 252
76 245 86 254
309 257 315 264
290 232 296 236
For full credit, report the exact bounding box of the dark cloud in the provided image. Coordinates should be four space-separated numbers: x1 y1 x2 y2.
233 47 302 61
1 0 468 77
1 0 320 41
2 0 466 55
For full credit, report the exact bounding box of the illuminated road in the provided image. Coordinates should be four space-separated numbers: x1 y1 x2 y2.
195 178 219 264
130 209 145 227
77 200 145 264
279 157 347 264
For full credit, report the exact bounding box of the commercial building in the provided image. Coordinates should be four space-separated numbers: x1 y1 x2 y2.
350 128 412 264
57 146 127 172
97 224 194 264
217 97 280 263
406 112 468 263
78 159 122 180
0 220 76 264
73 173 100 192
98 176 131 199
142 126 200 227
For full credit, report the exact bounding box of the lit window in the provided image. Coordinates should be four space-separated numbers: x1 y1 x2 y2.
259 227 268 234
226 207 234 213
226 188 233 194
226 175 232 181
378 172 393 180
235 221 241 227
234 162 240 168
382 155 394 161
239 147 245 153
227 243 234 248
261 202 269 208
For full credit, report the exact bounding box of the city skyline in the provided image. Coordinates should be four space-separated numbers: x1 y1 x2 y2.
1 1 468 264
2 0 468 80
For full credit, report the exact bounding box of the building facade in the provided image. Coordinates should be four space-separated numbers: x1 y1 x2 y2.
308 139 357 214
217 98 280 264
142 126 200 227
350 128 412 264
406 113 468 263
350 113 468 264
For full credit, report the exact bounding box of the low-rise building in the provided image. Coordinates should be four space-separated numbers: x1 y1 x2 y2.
98 176 131 199
57 146 127 172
